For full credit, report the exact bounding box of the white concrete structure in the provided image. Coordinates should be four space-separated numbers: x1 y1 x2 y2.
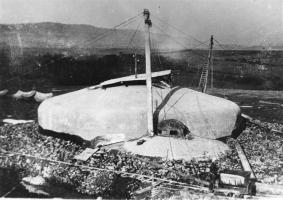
38 83 240 141
124 136 230 161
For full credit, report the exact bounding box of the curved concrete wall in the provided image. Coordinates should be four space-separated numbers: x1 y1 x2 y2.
38 86 240 141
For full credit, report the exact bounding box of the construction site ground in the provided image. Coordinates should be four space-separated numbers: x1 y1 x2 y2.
0 88 283 199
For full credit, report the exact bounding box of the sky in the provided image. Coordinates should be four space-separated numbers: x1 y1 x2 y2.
0 0 282 46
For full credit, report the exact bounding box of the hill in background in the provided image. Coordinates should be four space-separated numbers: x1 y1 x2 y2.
0 22 282 54
0 22 190 54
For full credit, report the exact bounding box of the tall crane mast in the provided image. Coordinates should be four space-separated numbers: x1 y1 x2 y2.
144 9 154 136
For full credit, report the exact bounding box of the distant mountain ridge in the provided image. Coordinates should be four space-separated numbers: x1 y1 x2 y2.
0 22 143 49
0 22 281 53
0 22 184 52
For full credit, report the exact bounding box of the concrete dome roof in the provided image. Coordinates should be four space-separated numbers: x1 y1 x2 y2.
38 85 240 141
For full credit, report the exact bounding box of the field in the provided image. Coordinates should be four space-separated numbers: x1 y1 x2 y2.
209 88 283 124
1 47 283 91
165 49 283 90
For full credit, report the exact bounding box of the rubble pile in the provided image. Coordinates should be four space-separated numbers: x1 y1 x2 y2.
0 123 117 197
0 119 283 198
218 120 283 183
0 123 215 198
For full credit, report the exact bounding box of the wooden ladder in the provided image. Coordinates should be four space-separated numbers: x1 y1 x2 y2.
199 63 209 93
198 35 213 93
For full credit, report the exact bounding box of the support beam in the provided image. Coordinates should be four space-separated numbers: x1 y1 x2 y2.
143 9 154 136
235 142 256 180
134 53 138 78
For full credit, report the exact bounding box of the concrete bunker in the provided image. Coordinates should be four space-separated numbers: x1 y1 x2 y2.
157 119 193 139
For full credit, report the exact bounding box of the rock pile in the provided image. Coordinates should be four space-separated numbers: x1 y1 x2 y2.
218 119 283 183
0 123 116 197
0 119 283 198
0 123 214 198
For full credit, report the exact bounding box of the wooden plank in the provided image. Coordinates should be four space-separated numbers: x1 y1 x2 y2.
240 106 253 108
271 129 283 134
213 188 241 196
235 142 256 179
3 119 34 125
133 181 163 195
259 100 283 107
241 113 253 121
74 148 99 161
253 194 283 200
256 183 283 195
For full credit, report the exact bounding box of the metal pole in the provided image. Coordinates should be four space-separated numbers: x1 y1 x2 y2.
143 9 154 136
209 35 214 90
134 53 137 78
